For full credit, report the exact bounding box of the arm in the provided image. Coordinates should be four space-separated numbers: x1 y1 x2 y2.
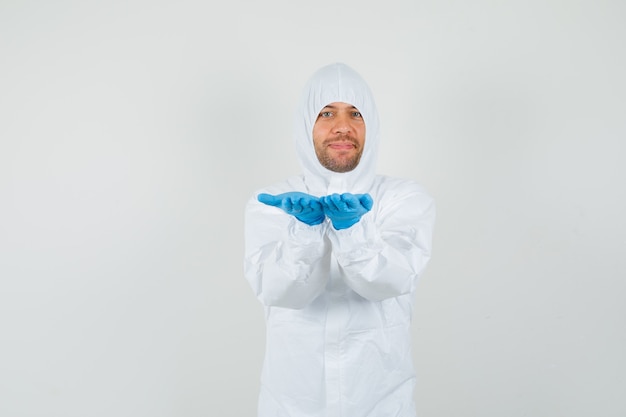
327 182 435 301
244 195 331 309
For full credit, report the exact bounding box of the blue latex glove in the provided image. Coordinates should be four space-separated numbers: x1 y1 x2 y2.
258 192 325 226
320 193 374 230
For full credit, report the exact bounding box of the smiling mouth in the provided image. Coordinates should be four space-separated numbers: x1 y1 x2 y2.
328 142 356 150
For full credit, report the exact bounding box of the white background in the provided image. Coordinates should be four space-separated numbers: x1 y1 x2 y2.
1 1 624 416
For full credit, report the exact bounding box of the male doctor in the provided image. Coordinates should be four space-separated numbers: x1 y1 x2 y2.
244 62 436 417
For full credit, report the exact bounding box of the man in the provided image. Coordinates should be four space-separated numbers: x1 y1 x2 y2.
244 63 435 417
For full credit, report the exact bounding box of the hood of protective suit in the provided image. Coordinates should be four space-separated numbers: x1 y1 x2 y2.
294 62 380 195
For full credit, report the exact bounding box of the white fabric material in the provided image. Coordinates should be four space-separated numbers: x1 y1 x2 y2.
244 63 436 417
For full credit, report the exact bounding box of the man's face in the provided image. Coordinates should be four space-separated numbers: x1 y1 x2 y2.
312 102 366 173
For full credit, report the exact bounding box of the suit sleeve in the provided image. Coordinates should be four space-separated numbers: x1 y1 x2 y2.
244 195 331 309
326 182 436 301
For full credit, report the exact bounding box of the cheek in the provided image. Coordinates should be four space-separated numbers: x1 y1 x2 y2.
358 126 367 147
311 125 328 146
311 124 321 142
311 135 323 152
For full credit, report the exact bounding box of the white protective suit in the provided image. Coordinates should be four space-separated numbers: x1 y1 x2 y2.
244 63 435 417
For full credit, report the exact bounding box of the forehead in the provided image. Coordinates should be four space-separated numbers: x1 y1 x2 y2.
320 101 359 110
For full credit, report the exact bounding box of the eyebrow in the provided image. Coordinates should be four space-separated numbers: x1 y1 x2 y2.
321 105 359 110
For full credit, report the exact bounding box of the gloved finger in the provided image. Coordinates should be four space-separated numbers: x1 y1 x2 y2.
319 196 331 211
331 193 349 211
258 193 280 207
341 193 361 210
297 195 312 208
289 197 305 214
358 193 374 211
322 195 340 212
308 198 323 211
281 197 295 212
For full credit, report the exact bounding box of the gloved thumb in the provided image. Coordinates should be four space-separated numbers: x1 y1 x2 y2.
359 193 374 211
258 193 279 207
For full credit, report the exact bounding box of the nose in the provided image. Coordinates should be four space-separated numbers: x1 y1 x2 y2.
332 114 351 134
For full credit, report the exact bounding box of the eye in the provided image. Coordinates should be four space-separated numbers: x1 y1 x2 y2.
319 111 333 118
352 111 362 118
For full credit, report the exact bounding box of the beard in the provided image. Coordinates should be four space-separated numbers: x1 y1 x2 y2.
314 136 363 173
